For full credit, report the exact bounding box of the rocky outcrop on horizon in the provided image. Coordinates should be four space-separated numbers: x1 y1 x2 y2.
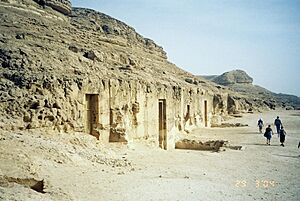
210 70 253 86
200 69 300 110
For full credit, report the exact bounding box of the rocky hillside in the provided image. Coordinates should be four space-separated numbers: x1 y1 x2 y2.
201 70 300 110
1 0 294 133
0 0 227 131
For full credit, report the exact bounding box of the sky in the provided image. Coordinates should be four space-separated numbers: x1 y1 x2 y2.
72 0 300 97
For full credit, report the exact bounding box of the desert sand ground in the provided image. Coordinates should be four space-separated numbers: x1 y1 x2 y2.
0 110 299 201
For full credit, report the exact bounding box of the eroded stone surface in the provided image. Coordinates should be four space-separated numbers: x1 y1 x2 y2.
33 0 72 15
0 1 262 148
175 139 227 151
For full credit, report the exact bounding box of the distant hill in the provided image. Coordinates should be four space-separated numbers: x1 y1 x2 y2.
211 70 253 85
199 69 300 110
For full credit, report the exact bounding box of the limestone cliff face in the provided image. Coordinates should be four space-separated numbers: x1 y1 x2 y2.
2 1 297 150
0 1 250 147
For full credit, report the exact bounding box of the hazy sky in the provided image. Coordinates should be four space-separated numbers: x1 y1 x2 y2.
72 0 300 97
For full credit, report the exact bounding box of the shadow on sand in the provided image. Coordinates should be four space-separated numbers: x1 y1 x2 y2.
243 143 280 147
239 131 262 135
273 154 300 158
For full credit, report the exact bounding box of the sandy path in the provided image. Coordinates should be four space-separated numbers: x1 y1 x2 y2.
103 110 300 201
0 110 299 201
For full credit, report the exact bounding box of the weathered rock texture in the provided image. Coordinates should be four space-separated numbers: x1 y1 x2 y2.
0 1 254 149
175 139 227 152
2 0 297 152
34 0 71 15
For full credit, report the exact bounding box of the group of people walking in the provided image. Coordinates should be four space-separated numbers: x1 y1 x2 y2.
257 116 286 146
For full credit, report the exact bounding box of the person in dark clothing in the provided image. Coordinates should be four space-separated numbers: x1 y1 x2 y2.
279 126 286 147
264 125 273 145
257 118 264 133
298 141 300 148
274 116 282 136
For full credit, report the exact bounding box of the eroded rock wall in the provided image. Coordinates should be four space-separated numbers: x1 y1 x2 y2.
0 1 226 149
0 73 215 150
83 80 214 149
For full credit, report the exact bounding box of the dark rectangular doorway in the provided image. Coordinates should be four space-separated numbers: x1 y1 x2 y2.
159 99 167 149
85 94 99 137
185 105 190 122
204 100 208 127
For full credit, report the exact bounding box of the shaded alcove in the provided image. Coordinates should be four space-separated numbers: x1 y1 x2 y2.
85 94 99 139
158 99 167 149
